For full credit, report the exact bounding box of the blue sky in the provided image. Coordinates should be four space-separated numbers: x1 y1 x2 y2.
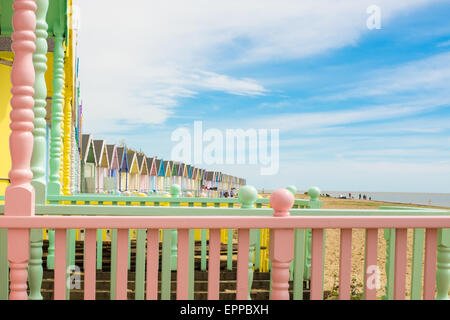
76 0 450 193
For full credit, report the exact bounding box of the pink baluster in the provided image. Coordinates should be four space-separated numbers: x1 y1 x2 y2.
5 0 37 300
269 189 294 300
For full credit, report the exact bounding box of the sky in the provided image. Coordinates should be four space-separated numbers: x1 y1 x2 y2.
74 0 450 193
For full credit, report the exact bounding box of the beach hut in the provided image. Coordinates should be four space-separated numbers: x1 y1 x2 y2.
136 153 148 192
191 167 197 195
80 134 97 193
126 150 139 192
93 140 109 193
116 146 128 192
163 160 172 192
106 144 119 191
147 157 157 192
171 162 180 186
155 159 165 193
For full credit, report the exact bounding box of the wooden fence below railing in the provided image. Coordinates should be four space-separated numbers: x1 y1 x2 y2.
0 190 449 300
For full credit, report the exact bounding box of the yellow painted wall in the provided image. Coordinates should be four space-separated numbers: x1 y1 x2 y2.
0 63 12 195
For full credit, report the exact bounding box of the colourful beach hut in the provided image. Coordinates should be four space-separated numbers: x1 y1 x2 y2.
171 162 180 185
155 159 165 193
136 153 148 192
163 160 172 192
126 150 139 192
80 134 97 193
93 140 109 193
116 146 128 192
106 144 120 191
147 157 157 192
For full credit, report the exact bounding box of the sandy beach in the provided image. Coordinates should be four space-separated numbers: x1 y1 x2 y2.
262 194 448 299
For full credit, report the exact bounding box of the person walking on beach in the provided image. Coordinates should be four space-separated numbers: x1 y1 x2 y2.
359 194 361 200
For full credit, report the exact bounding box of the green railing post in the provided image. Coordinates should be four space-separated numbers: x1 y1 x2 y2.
28 0 49 301
238 185 258 300
170 184 180 270
436 228 450 300
46 25 65 271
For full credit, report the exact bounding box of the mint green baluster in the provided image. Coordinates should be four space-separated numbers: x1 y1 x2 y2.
0 229 8 300
293 229 306 300
170 185 180 270
436 228 450 300
410 229 425 299
28 0 49 300
238 185 258 300
47 28 65 270
110 229 117 300
161 229 172 300
188 229 195 300
305 187 322 280
383 228 395 300
201 229 207 271
135 229 146 300
255 229 261 271
96 229 103 270
227 204 233 271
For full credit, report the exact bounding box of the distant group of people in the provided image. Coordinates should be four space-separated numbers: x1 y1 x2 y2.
337 193 371 200
223 188 236 198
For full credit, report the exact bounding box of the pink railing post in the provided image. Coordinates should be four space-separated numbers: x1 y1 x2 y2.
5 0 37 300
269 189 294 300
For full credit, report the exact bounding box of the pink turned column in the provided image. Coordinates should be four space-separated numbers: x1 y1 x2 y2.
269 189 294 300
5 0 37 300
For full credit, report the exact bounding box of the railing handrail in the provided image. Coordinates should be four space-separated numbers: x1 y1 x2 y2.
1 215 450 229
0 194 314 206
0 204 448 216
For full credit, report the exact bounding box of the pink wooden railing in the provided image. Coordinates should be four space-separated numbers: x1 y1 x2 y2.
1 190 449 300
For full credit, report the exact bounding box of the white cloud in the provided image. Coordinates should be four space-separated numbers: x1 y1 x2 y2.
74 0 439 134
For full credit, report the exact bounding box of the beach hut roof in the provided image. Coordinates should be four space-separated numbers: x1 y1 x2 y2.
155 159 165 177
106 144 119 170
126 150 139 174
205 171 214 181
172 162 180 176
163 160 172 177
147 157 157 176
136 154 148 175
116 146 128 171
81 134 96 164
93 140 109 168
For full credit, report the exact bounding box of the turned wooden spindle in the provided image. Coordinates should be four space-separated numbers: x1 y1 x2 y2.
28 0 49 301
46 25 65 270
5 0 37 300
436 229 450 300
238 185 258 300
269 189 294 300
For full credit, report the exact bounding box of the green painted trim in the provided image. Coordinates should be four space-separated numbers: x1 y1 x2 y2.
293 229 305 300
188 229 195 300
254 229 261 271
135 229 146 300
0 229 8 300
227 229 233 271
201 229 207 271
110 229 117 300
96 229 102 270
410 228 425 300
161 229 171 300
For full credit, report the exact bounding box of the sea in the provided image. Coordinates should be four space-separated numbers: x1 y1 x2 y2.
315 191 450 208
259 189 450 208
